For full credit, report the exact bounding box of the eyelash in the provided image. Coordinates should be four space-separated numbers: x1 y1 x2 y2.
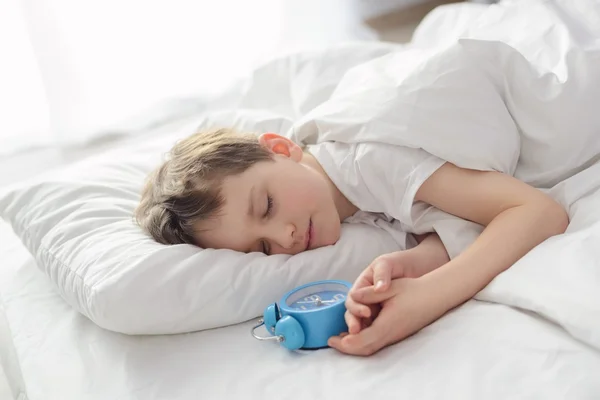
263 195 273 219
261 195 273 254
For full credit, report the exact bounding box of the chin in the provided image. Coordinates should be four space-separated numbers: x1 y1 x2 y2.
311 216 341 249
323 223 341 247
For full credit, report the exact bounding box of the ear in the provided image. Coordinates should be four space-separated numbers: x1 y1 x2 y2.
258 132 303 162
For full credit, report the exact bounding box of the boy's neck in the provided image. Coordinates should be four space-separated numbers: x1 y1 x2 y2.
302 152 359 221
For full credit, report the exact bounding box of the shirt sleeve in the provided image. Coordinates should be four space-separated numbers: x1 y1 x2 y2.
307 141 446 231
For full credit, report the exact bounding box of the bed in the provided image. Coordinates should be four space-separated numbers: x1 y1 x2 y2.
2 2 600 399
2 217 600 399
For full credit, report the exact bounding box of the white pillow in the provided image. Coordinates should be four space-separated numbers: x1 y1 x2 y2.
0 108 408 335
0 42 413 335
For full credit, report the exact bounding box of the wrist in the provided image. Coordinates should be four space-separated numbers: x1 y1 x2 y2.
396 248 423 278
414 275 456 318
402 244 448 278
420 256 487 310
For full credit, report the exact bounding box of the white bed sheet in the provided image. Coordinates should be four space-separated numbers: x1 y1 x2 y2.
1 219 600 400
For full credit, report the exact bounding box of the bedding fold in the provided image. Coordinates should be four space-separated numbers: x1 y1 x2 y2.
286 0 600 349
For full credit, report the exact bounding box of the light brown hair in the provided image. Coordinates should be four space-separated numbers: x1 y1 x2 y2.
134 128 273 246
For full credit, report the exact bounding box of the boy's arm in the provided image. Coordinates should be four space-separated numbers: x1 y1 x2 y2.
415 163 568 307
331 163 568 355
407 233 450 278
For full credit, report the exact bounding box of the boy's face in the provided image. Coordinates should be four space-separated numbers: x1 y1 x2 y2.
194 134 345 255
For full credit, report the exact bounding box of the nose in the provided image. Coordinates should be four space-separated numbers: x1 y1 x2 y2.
265 221 297 253
278 222 296 249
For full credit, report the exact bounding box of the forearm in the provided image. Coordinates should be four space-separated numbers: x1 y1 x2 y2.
406 233 450 277
423 201 568 311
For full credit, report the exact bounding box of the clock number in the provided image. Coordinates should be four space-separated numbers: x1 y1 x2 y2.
333 293 346 301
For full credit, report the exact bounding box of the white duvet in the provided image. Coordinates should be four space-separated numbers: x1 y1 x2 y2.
284 0 600 351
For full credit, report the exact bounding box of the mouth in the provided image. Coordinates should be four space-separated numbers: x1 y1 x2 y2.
305 219 313 251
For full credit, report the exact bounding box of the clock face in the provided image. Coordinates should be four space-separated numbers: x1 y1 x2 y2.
285 282 349 311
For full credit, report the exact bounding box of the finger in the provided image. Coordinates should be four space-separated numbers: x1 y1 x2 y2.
361 316 373 330
345 297 371 318
360 304 381 330
328 331 351 350
361 304 381 330
328 335 344 351
351 266 375 293
327 324 386 356
368 303 381 321
338 305 396 356
372 259 393 292
345 310 362 335
351 285 397 304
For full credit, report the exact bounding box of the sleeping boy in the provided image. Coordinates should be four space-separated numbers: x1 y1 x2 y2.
135 127 568 356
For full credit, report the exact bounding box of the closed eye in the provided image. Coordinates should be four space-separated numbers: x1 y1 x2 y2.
263 195 273 218
260 195 273 254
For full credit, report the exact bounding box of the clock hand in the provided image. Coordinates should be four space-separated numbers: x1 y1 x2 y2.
296 299 340 305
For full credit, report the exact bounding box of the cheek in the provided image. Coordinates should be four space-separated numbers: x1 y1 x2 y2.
278 168 330 213
281 187 315 210
294 178 326 208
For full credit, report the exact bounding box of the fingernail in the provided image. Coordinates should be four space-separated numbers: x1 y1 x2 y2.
375 280 384 290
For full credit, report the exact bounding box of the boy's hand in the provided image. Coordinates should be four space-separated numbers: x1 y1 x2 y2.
330 276 449 356
344 251 417 334
344 233 449 335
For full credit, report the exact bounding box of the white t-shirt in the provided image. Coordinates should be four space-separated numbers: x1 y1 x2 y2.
307 141 445 232
308 141 484 258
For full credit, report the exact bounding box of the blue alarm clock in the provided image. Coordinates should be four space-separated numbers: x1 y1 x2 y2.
251 280 351 350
